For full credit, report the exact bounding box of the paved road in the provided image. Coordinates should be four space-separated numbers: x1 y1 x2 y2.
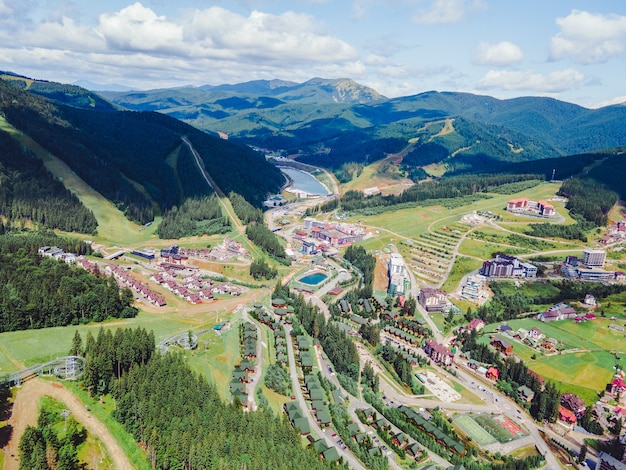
241 309 263 411
283 324 366 470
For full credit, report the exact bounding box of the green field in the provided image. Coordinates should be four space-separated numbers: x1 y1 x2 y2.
482 317 621 404
454 414 496 446
0 306 239 374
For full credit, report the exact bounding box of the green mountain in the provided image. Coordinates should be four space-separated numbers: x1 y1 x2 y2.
100 80 626 174
0 75 284 226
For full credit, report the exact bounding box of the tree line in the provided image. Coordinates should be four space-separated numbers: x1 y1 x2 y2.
18 402 86 470
307 173 541 215
246 222 290 264
460 329 560 423
156 195 231 239
113 353 331 469
72 327 155 397
0 234 136 332
0 130 97 234
343 245 376 298
283 285 360 381
0 79 283 224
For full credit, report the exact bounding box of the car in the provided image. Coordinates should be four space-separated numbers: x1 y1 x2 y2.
382 396 387 400
382 445 387 451
328 367 334 375
331 433 337 438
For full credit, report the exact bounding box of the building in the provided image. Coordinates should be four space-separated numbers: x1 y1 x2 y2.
490 338 513 356
583 249 607 268
388 253 410 295
461 275 487 301
466 318 486 332
597 451 626 470
506 198 555 217
389 253 405 276
537 303 577 322
423 339 454 366
518 385 535 402
561 393 586 415
481 254 536 278
418 288 450 313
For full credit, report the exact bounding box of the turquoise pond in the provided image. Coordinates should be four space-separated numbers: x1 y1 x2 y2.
298 272 327 285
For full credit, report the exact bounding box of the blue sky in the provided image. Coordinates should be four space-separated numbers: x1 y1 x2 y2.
1 0 624 107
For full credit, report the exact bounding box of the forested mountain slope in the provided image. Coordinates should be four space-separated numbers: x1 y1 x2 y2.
0 77 284 225
100 79 626 174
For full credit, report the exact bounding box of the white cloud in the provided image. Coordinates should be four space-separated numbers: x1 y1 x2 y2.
0 1 12 17
412 0 486 24
98 3 184 52
591 95 626 109
0 2 360 88
476 68 585 93
473 41 523 66
550 10 626 64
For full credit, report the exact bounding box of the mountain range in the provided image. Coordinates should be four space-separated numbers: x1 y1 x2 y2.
100 78 626 174
0 72 284 228
1 70 625 237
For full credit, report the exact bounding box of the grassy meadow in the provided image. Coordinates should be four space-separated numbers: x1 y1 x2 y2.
482 315 625 404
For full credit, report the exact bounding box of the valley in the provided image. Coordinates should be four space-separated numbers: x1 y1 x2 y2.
1 74 626 470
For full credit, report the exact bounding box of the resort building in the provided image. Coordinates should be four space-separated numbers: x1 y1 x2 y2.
506 198 555 217
481 254 537 278
461 275 487 301
583 249 607 268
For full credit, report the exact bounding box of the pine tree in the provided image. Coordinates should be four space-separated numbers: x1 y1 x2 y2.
69 330 83 356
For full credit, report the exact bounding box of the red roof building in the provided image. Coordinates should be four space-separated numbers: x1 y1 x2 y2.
486 367 499 380
558 406 577 424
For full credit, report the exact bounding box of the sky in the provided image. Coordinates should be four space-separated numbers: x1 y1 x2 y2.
1 0 625 108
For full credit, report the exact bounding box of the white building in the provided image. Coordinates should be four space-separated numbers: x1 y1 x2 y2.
583 249 606 268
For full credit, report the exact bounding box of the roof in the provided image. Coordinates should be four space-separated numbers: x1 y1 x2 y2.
321 446 340 462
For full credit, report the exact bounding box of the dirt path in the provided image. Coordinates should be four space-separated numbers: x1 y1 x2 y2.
4 378 132 470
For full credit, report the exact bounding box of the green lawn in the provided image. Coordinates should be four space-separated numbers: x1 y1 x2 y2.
482 317 621 404
440 256 483 292
453 414 496 446
185 320 243 401
0 307 238 374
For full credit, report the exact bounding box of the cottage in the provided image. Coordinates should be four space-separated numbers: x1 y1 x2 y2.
558 406 577 424
518 385 535 402
466 318 486 332
490 338 513 356
561 393 586 415
486 367 499 380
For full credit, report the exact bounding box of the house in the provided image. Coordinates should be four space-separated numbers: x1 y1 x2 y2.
486 367 499 380
610 378 626 395
528 327 544 340
406 443 423 460
518 385 535 402
537 302 577 322
597 451 626 470
583 294 597 308
558 406 577 425
490 338 513 356
466 318 486 332
392 432 409 448
561 393 586 415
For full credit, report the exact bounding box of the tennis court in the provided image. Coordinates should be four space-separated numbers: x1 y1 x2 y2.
454 414 496 446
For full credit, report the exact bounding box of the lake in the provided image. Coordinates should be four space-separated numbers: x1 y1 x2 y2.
281 168 329 196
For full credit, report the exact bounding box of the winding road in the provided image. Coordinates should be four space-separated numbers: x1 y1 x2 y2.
4 379 131 470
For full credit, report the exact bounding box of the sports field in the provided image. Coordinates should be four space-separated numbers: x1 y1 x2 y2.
473 413 528 443
454 414 496 446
